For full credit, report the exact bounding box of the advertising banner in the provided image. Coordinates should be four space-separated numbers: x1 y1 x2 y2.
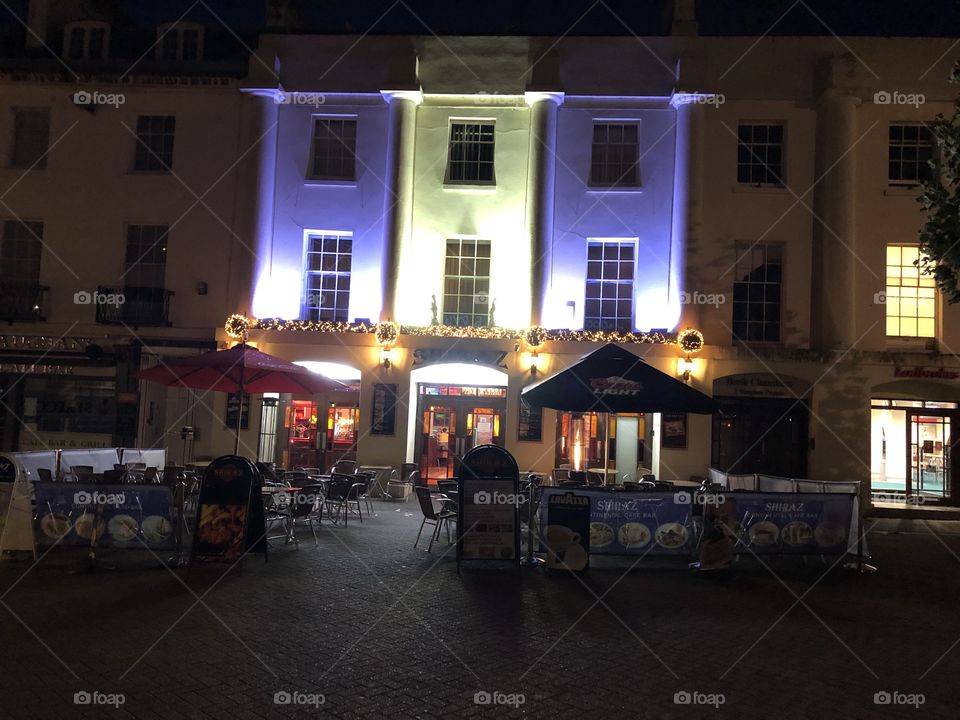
33 483 175 550
544 491 590 570
540 489 696 556
457 445 520 568
191 456 266 563
728 492 855 555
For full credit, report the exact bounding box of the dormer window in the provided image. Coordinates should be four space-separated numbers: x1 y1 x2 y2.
62 21 110 60
156 22 204 61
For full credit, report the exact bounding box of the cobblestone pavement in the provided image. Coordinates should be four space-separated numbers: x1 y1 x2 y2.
1 506 959 719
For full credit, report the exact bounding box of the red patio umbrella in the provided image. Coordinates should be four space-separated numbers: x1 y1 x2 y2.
136 344 348 454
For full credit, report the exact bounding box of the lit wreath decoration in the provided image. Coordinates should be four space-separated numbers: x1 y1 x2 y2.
375 321 400 346
225 313 252 340
677 328 705 354
524 326 548 349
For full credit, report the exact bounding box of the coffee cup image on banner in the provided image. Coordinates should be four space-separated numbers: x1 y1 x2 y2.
545 525 587 570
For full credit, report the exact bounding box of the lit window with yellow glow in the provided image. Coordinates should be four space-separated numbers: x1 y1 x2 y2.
885 245 936 338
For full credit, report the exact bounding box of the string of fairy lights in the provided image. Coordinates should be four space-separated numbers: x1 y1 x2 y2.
224 313 706 354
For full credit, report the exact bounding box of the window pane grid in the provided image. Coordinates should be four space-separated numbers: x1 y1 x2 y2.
889 124 934 186
737 123 785 186
732 242 782 342
125 225 168 288
310 118 357 180
886 244 936 338
590 123 640 187
12 109 50 168
134 115 175 172
0 220 43 283
446 122 495 184
584 241 634 332
443 239 491 327
304 233 352 322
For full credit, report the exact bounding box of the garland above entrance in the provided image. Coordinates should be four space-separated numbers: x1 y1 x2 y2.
224 314 705 351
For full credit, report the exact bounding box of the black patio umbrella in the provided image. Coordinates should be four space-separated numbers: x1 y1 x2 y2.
521 343 717 479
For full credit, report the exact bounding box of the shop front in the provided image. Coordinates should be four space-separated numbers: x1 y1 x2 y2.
711 373 811 478
870 375 960 505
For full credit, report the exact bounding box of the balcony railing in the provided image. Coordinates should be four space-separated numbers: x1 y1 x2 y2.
95 286 173 327
0 280 47 322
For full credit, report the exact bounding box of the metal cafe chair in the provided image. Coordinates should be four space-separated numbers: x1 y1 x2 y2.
286 485 324 547
324 474 363 526
354 471 377 516
331 459 357 475
37 468 54 482
71 465 94 482
413 486 457 552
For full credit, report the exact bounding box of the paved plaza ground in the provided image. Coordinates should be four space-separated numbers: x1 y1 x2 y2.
0 503 958 718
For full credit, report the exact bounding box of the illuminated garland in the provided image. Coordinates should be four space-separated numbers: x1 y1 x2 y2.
226 315 705 349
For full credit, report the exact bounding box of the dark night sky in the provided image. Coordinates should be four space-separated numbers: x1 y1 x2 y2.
0 0 958 36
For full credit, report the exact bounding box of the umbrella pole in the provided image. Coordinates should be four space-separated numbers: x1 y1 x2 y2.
234 364 245 456
603 412 611 486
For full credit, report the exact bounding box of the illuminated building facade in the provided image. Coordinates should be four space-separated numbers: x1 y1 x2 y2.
2 0 960 509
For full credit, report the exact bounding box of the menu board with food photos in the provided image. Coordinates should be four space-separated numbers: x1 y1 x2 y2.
541 489 695 556
730 492 855 555
192 456 266 563
457 445 520 569
33 483 175 549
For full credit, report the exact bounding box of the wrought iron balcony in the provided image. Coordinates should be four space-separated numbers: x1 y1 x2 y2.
95 286 173 327
0 281 47 323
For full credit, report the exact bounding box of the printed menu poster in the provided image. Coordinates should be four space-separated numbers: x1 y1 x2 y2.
191 455 266 563
545 492 590 570
541 489 694 556
460 477 517 561
730 492 855 555
33 483 175 549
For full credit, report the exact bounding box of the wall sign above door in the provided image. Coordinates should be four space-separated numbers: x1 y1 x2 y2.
894 366 960 380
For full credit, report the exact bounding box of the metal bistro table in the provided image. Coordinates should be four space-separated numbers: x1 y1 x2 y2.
358 465 394 499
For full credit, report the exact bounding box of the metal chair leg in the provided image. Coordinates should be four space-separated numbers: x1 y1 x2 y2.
415 517 427 548
427 519 437 552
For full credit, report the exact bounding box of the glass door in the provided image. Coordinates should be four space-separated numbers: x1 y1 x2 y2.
451 406 503 475
421 406 456 481
910 413 951 500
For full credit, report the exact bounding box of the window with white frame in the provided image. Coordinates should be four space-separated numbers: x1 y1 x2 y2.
133 115 175 172
304 233 352 322
156 23 203 61
443 239 491 327
446 122 495 185
888 124 934 186
737 123 785 186
584 240 635 332
0 220 43 284
11 108 50 168
589 122 640 187
732 243 782 342
885 245 936 338
124 225 168 288
309 117 357 180
62 21 109 60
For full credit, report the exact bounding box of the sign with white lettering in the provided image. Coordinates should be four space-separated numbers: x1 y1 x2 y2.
713 373 811 399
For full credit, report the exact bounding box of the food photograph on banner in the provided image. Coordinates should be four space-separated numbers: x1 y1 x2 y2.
370 383 398 435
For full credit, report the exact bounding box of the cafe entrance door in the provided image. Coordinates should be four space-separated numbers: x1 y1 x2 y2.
416 384 507 481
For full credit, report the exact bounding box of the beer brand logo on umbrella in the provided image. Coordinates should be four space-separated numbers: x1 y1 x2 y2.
590 376 642 395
